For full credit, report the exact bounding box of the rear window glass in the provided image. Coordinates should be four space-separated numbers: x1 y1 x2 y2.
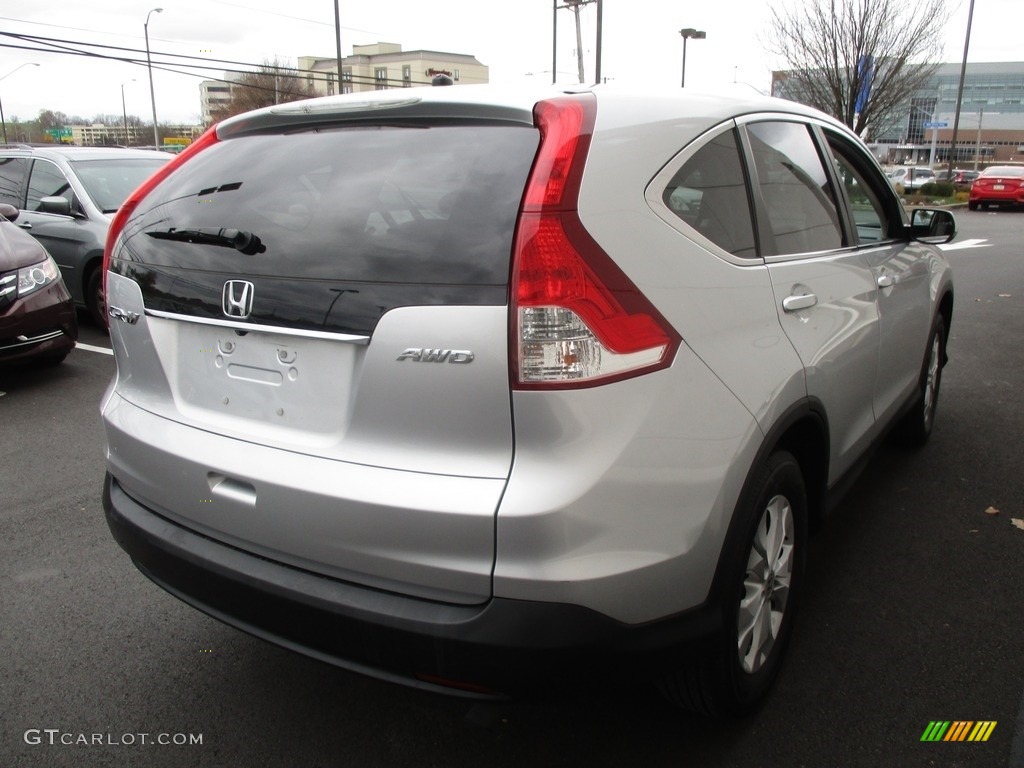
129 123 539 286
71 157 170 213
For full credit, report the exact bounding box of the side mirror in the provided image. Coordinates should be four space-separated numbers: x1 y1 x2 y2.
909 208 956 245
39 196 73 216
0 203 19 222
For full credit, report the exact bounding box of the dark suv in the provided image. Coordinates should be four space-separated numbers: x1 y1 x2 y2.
0 145 170 327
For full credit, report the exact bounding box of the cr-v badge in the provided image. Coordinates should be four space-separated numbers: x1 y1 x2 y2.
222 280 254 319
396 348 475 364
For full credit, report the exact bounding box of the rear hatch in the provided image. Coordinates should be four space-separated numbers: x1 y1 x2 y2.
104 98 540 602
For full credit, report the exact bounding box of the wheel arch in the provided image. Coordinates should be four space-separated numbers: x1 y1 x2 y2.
707 398 829 607
937 288 953 366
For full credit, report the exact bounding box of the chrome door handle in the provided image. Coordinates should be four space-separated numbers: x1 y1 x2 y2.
782 293 817 312
877 274 896 288
18 222 31 229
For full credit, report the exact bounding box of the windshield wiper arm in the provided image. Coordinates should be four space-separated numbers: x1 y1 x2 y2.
146 227 265 255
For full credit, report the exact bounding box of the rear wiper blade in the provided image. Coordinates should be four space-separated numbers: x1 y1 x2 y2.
146 227 265 255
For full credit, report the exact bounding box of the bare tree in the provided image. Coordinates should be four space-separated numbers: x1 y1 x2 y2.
767 0 948 137
209 59 316 122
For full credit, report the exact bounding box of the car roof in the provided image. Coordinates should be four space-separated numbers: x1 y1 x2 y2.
980 165 1024 175
216 82 850 141
0 145 174 162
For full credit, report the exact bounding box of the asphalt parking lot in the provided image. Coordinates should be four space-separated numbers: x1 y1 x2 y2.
1 209 1022 768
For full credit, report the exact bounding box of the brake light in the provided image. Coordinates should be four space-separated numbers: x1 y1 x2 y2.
511 95 680 389
101 125 221 322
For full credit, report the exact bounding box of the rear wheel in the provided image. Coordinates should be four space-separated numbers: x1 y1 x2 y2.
892 314 945 447
85 266 107 331
659 451 807 716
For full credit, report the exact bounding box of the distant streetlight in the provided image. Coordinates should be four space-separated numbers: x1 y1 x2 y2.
679 28 706 88
121 79 136 146
0 62 40 144
144 7 163 148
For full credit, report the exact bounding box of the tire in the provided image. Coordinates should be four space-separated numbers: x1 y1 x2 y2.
892 314 946 447
85 266 108 331
968 201 978 211
659 451 807 716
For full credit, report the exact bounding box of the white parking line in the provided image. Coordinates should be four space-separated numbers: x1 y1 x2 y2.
76 343 113 356
938 238 991 251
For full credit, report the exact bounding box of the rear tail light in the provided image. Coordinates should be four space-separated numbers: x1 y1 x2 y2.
511 95 680 389
101 125 221 321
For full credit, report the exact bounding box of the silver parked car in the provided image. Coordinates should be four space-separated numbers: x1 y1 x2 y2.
101 84 954 715
887 165 935 192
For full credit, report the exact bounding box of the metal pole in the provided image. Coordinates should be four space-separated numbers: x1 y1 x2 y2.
334 0 343 91
121 83 130 146
947 0 974 177
973 107 984 171
145 8 163 149
678 30 705 88
594 0 603 85
552 0 558 85
573 3 589 83
681 37 688 88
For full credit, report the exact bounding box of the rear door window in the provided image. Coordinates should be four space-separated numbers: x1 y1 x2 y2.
746 121 844 257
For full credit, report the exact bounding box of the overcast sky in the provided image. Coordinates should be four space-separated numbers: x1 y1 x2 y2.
0 0 1019 126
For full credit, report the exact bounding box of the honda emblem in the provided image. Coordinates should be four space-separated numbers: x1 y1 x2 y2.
222 280 254 319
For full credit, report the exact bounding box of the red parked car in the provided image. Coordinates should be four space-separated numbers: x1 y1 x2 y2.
968 166 1024 210
0 203 77 366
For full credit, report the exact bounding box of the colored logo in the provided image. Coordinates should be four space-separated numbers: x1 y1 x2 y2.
921 721 996 742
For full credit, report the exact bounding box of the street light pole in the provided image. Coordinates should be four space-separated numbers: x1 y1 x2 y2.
947 0 975 178
121 79 135 146
0 62 40 144
679 28 706 88
144 7 163 149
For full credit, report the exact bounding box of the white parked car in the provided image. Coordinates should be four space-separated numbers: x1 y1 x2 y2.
100 84 955 716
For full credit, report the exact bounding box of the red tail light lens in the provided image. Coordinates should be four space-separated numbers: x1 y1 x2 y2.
101 125 221 322
511 95 680 389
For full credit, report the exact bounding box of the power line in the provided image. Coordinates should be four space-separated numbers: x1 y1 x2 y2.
0 31 439 117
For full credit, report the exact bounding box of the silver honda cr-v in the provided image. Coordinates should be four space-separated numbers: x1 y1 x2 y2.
101 84 954 715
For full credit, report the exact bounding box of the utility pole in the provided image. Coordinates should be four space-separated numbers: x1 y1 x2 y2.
144 7 163 149
553 0 598 85
565 0 587 83
334 0 344 92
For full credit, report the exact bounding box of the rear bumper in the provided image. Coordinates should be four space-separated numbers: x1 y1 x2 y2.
103 472 720 697
969 190 1024 205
